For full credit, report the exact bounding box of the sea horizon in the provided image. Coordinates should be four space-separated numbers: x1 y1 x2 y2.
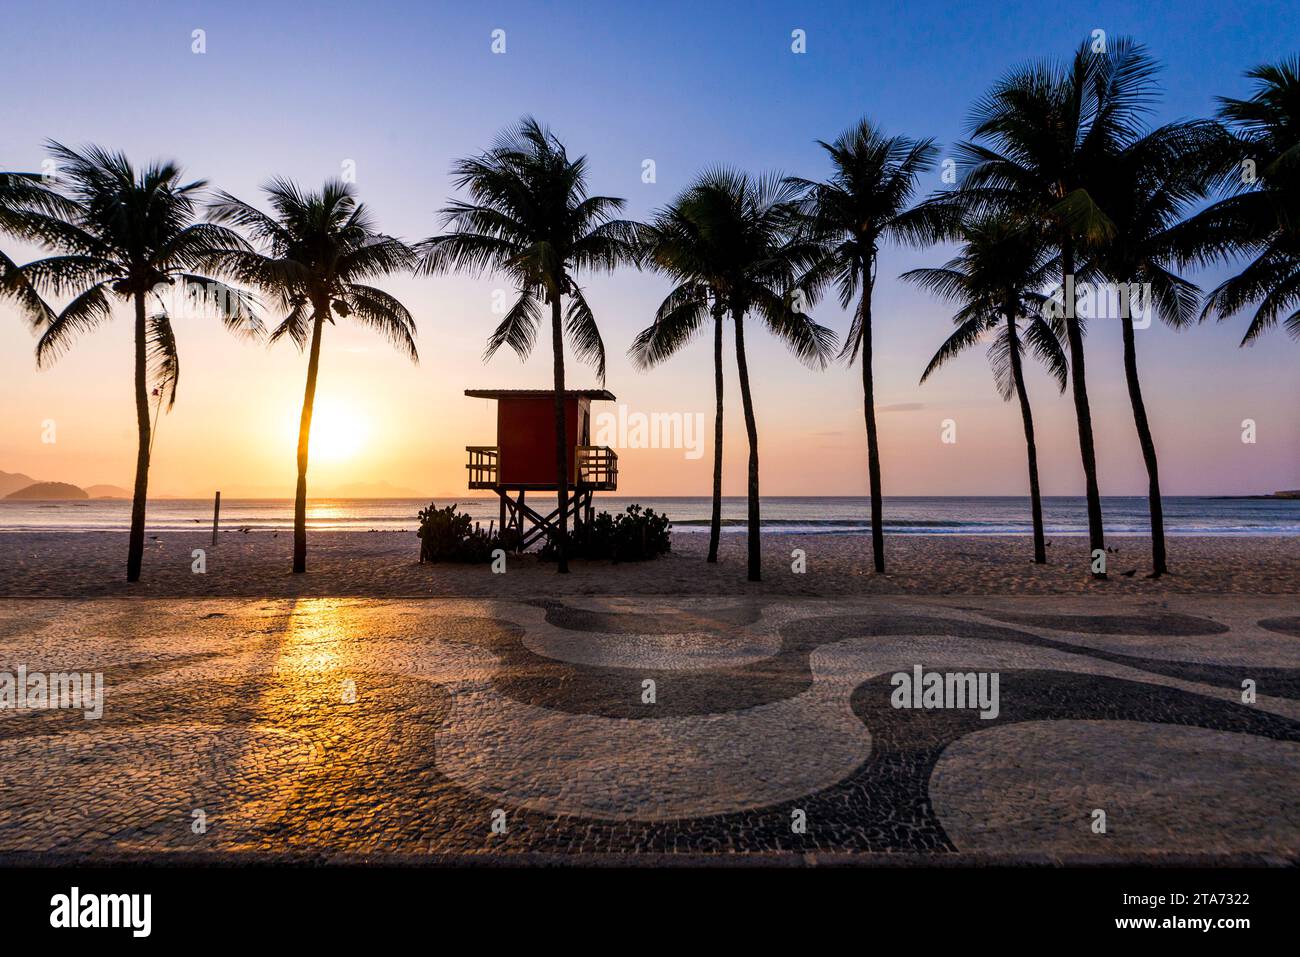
5 494 1299 536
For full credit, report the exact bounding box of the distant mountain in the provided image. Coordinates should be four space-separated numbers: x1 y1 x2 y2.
1 472 133 500
84 484 131 499
1218 490 1300 499
5 481 88 500
0 471 38 497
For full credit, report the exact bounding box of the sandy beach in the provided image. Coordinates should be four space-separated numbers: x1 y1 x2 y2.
2 529 1296 597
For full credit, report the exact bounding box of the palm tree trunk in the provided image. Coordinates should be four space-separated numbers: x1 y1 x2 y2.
732 306 761 581
1006 314 1046 564
292 311 325 574
1121 314 1167 576
708 304 724 564
126 291 152 583
859 282 885 573
550 295 570 574
1060 240 1106 577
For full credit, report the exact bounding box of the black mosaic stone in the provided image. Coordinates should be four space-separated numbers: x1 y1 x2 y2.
978 610 1230 636
480 610 1300 719
1258 616 1300 637
530 599 764 634
935 612 1300 699
477 603 834 717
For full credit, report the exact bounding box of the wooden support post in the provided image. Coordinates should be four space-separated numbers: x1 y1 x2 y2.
211 491 221 546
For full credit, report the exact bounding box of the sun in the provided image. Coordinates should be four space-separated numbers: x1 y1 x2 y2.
306 399 368 463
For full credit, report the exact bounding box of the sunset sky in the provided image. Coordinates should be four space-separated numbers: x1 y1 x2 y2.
1 0 1296 499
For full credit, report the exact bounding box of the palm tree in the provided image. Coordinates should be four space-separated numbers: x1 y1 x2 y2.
418 117 640 573
0 144 258 582
904 214 1067 563
1189 57 1300 342
790 119 940 574
956 36 1162 578
208 179 416 573
1086 121 1233 576
664 168 835 581
629 195 730 563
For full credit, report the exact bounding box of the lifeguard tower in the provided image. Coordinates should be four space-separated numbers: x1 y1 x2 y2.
465 389 619 550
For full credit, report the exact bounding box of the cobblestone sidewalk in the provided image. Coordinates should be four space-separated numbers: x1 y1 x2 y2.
0 596 1296 864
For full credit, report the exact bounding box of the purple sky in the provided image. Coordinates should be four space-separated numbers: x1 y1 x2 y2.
1 0 1296 497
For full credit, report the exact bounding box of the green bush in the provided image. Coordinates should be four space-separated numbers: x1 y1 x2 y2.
416 503 513 563
542 504 672 563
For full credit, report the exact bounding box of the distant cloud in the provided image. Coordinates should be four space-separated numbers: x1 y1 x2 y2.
878 402 925 413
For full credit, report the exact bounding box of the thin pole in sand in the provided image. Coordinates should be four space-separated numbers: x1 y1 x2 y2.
211 491 221 546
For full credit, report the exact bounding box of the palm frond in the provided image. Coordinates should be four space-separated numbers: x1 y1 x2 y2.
175 273 264 337
484 290 543 362
920 315 991 383
752 287 837 369
628 283 710 369
1022 315 1069 390
0 249 55 327
268 301 311 351
343 283 418 362
985 328 1016 400
146 312 180 411
564 287 607 382
36 281 114 366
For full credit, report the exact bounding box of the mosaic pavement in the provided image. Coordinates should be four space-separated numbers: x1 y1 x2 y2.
0 596 1296 864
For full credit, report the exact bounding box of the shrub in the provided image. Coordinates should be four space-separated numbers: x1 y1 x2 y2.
541 504 672 563
416 503 512 563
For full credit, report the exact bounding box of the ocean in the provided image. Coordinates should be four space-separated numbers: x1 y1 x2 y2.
1 496 1297 536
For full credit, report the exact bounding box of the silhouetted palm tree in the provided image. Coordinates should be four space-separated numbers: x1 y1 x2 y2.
1086 121 1233 576
905 214 1066 563
1188 57 1300 342
790 119 940 574
208 179 416 573
956 36 1161 578
629 196 730 563
418 117 640 573
0 144 258 582
664 168 835 581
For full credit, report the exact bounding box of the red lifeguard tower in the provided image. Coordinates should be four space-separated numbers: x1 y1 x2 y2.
465 389 619 550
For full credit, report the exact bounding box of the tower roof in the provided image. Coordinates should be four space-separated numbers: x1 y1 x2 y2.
464 389 616 401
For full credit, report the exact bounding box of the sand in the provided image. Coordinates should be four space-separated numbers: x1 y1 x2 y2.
0 529 1296 597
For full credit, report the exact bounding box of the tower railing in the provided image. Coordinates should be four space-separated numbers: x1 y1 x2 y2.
575 445 618 490
465 446 499 489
